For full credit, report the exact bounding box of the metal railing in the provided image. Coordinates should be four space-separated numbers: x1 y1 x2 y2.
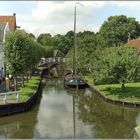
0 90 21 103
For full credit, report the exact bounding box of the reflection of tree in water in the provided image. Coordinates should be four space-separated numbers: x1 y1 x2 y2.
0 102 41 138
75 90 140 138
45 79 65 93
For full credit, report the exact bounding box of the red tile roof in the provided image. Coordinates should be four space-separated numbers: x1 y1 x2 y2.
126 39 140 52
127 39 140 46
0 13 16 31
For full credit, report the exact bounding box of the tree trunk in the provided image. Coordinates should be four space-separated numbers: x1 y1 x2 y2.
121 80 125 92
22 74 24 87
26 72 28 83
14 77 17 91
29 70 31 79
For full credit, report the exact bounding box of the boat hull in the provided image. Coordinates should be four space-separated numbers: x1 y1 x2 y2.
64 82 88 89
64 75 89 89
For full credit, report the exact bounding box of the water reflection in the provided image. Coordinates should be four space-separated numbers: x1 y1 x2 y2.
35 79 92 138
0 79 139 138
76 89 140 138
0 121 21 138
0 106 39 139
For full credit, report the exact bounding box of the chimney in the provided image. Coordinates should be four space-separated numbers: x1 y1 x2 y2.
13 13 17 30
13 13 16 17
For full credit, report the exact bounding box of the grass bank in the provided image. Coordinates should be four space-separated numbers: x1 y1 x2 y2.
85 75 140 102
85 75 94 86
19 76 41 102
96 83 140 102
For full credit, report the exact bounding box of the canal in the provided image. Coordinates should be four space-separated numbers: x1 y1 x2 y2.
0 79 140 138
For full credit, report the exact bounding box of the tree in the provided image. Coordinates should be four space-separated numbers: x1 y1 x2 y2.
66 31 97 74
4 30 42 87
4 30 28 77
99 15 140 47
52 34 71 55
37 33 52 46
91 46 140 90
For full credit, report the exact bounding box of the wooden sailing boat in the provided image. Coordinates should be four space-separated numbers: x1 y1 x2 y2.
64 4 88 89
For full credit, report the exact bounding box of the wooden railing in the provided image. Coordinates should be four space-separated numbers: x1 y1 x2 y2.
41 57 67 64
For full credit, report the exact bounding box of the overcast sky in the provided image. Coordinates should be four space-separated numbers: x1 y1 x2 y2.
1 1 140 36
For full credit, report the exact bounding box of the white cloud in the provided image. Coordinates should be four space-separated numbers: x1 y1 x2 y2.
31 1 106 22
34 88 93 138
17 1 140 36
3 1 140 36
17 1 106 36
110 1 140 9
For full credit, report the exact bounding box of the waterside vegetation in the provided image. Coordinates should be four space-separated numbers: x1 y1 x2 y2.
4 15 140 104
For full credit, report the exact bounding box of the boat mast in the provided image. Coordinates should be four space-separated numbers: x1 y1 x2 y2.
73 5 77 76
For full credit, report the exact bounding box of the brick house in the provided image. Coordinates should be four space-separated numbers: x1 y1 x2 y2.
0 13 18 44
126 38 140 53
0 13 18 80
0 13 17 31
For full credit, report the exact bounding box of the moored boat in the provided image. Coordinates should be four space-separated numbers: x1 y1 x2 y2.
64 4 88 89
64 74 88 89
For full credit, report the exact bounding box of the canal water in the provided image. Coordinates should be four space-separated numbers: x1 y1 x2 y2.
0 79 140 138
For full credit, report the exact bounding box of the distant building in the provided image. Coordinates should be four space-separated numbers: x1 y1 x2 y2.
0 13 18 79
0 22 10 77
0 22 10 43
0 13 17 31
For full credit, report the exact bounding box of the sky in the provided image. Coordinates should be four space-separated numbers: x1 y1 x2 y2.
1 1 140 36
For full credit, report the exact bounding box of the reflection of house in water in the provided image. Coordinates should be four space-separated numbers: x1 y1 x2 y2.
0 13 18 78
0 122 22 138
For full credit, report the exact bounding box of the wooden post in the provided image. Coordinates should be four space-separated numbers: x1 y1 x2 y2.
76 78 79 90
4 94 7 102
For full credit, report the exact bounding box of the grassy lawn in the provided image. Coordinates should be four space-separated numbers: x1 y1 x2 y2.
96 83 140 102
19 76 41 102
84 75 140 102
85 75 94 86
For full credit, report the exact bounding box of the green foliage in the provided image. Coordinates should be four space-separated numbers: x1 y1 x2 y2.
96 82 140 102
4 30 42 77
37 33 52 46
66 30 96 74
44 45 54 57
91 47 140 85
4 31 27 76
52 34 72 55
37 32 73 56
99 15 140 47
19 76 40 102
